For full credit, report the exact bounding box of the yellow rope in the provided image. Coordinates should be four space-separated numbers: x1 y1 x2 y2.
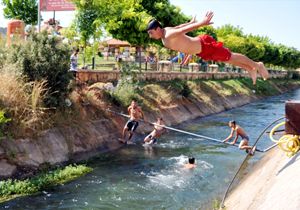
269 122 300 157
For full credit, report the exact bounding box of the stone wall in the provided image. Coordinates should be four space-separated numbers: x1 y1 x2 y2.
0 119 123 179
77 70 288 84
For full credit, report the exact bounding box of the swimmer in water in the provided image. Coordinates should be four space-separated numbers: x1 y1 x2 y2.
184 157 196 169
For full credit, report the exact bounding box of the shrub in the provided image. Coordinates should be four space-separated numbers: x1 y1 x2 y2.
0 165 92 203
0 110 11 138
7 31 72 107
105 63 141 107
0 65 47 137
0 35 7 68
168 79 192 98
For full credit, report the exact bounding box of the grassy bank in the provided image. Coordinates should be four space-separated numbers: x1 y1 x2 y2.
104 78 300 110
0 164 92 203
1 69 299 139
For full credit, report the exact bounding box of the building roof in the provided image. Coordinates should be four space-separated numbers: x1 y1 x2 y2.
105 38 130 47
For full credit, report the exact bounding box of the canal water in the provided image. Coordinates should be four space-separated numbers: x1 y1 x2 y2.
2 89 300 210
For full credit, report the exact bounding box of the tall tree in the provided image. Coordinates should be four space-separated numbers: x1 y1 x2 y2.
2 0 38 25
72 0 191 46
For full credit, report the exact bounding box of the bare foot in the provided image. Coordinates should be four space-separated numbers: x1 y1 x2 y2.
248 68 258 85
249 146 256 156
257 62 269 80
118 138 127 144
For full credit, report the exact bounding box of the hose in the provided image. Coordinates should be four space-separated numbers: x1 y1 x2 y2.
269 121 300 157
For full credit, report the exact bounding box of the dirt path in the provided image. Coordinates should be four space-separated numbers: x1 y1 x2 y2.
224 147 300 210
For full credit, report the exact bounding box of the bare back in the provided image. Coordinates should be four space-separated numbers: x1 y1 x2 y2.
162 27 202 54
235 126 248 138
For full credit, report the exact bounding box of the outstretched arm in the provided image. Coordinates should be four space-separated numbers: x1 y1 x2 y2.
223 128 234 142
174 16 196 29
230 135 239 145
168 11 214 37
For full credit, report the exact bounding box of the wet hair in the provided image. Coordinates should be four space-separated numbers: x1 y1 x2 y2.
188 157 195 164
147 19 162 31
229 120 236 125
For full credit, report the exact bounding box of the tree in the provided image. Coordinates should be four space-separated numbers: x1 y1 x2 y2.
73 0 103 65
141 0 189 28
216 24 244 38
261 43 282 66
195 26 218 40
103 0 152 46
2 0 38 25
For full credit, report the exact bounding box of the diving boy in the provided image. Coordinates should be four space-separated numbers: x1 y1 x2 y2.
147 11 269 85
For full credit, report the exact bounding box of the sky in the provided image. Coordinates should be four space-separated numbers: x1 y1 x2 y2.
0 0 299 50
169 0 300 50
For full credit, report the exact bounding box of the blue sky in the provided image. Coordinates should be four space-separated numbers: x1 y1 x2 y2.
0 0 299 50
170 0 300 50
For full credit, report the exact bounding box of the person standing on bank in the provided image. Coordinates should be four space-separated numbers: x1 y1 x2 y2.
70 48 79 78
146 11 269 85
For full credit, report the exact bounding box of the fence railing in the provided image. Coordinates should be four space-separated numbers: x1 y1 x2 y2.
76 68 292 84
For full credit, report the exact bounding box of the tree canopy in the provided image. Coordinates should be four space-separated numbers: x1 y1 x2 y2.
70 0 300 69
2 0 38 25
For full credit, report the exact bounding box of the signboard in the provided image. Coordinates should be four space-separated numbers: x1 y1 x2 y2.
40 0 76 11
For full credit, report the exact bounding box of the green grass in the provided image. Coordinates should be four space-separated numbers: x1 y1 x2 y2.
105 78 300 113
211 198 224 210
0 164 92 203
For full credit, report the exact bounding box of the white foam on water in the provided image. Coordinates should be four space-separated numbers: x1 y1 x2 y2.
167 155 213 169
87 179 102 184
148 173 185 189
146 155 215 190
198 160 214 170
168 154 188 166
146 155 193 189
158 141 188 149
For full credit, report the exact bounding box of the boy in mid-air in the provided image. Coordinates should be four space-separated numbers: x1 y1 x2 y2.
147 11 269 85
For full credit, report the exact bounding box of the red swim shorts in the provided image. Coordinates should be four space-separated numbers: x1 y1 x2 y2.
196 35 232 62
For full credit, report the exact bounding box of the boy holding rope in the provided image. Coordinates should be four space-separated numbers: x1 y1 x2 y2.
121 100 144 144
223 120 256 155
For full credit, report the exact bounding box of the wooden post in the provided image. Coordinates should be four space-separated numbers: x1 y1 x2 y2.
285 101 300 135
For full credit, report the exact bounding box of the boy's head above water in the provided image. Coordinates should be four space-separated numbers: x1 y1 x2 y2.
188 157 195 164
